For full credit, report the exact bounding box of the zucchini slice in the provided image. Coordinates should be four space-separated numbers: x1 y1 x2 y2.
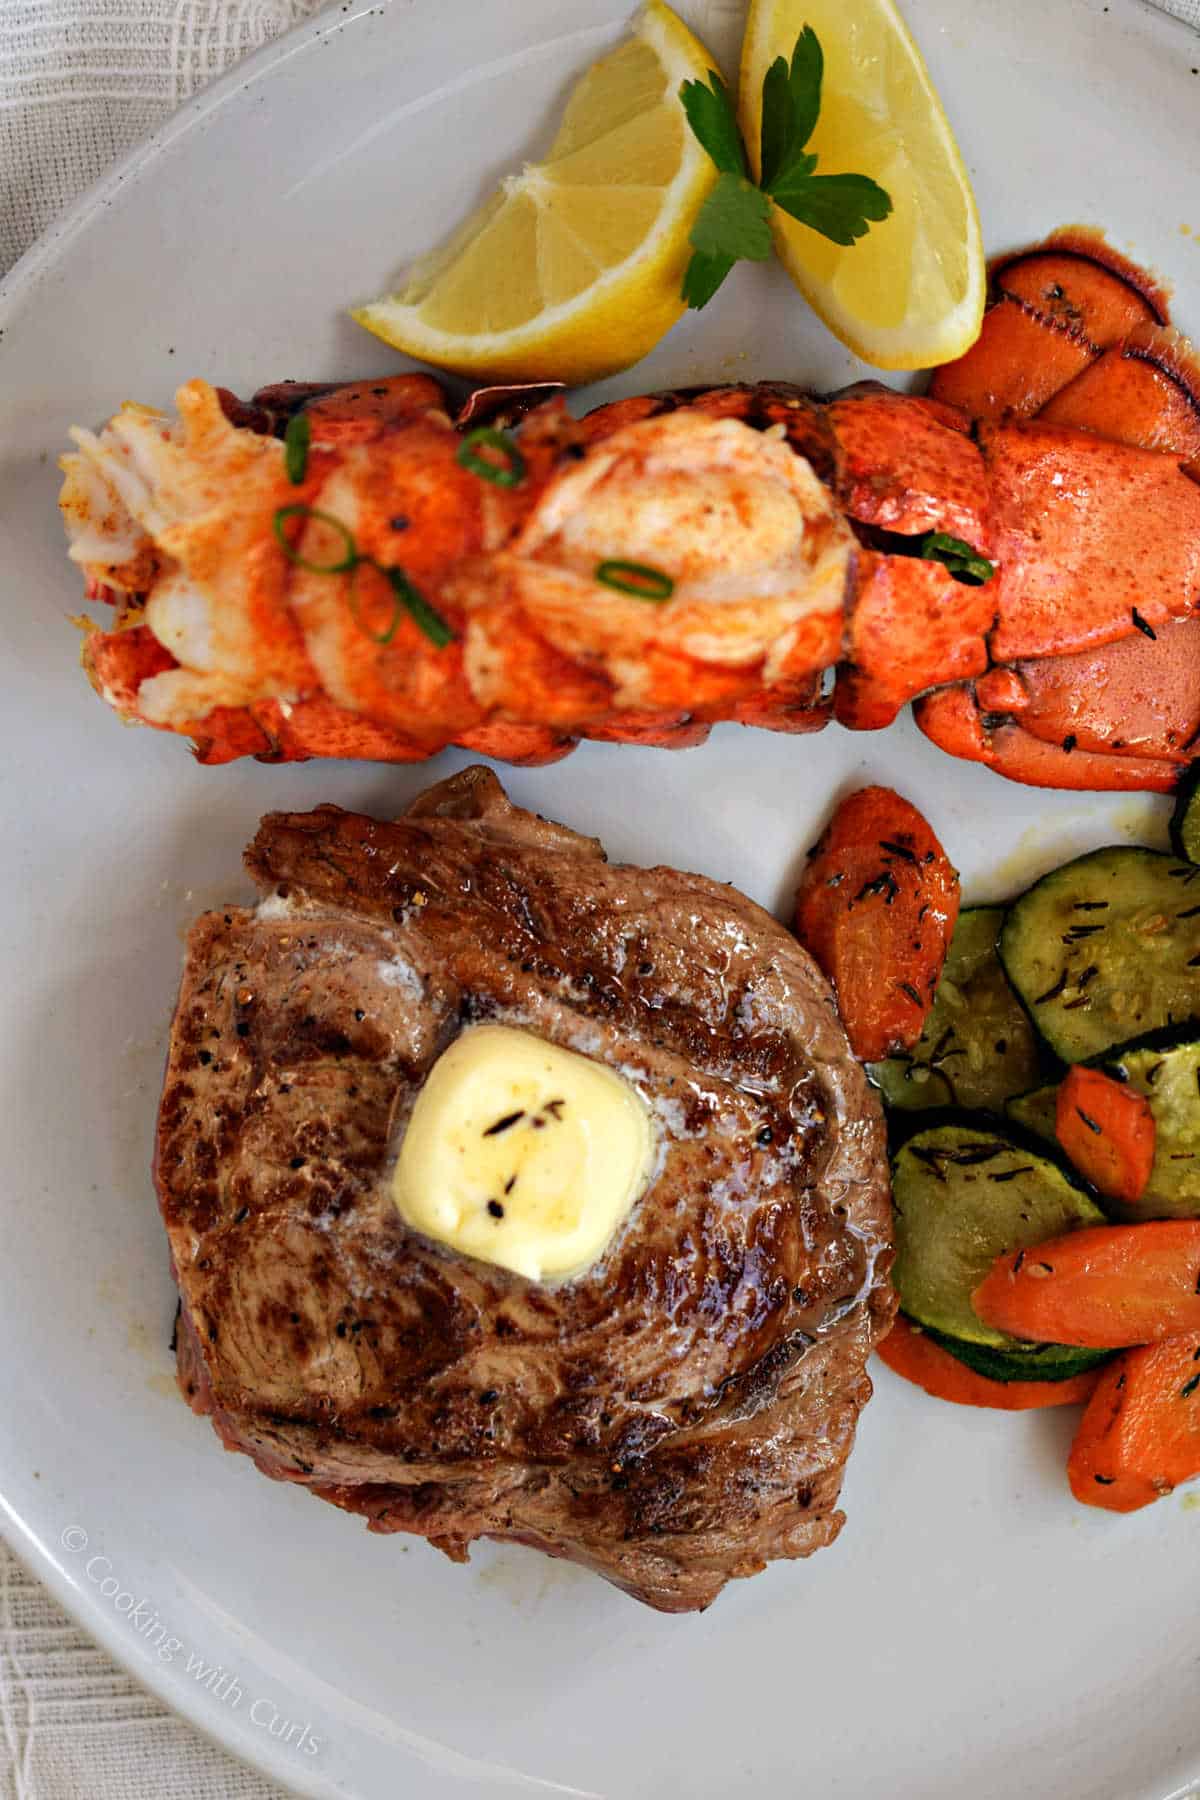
921 1322 1109 1384
999 847 1200 1063
1170 764 1200 865
872 907 1041 1114
892 1119 1106 1348
1005 1084 1059 1146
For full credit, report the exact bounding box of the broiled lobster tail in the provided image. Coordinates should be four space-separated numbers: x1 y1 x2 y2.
59 234 1200 789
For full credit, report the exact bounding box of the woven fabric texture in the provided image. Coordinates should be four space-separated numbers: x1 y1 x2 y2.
1 1540 291 1797
0 0 326 273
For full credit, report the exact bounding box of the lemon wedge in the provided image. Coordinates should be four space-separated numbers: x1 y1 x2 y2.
353 0 721 386
739 0 985 369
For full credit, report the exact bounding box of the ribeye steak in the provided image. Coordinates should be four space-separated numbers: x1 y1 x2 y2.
158 767 893 1612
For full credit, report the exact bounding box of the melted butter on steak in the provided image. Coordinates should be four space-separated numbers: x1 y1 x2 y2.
391 1023 657 1282
157 765 893 1612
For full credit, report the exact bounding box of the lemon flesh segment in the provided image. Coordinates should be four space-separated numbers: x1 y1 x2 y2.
352 0 722 386
739 0 985 369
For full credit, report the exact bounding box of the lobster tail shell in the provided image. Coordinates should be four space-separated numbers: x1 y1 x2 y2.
929 229 1168 424
919 232 1200 792
65 235 1200 793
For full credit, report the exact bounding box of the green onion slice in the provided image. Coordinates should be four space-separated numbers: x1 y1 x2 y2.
346 564 401 645
595 559 675 602
457 426 527 489
346 565 455 649
384 567 455 648
272 504 358 573
918 531 995 586
283 412 311 485
272 502 454 649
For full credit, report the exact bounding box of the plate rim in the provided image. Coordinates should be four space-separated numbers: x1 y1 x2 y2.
3 1 1200 1795
0 0 367 322
0 1504 334 1800
0 14 425 1792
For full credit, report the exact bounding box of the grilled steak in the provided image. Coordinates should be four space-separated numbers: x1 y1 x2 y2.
158 768 893 1612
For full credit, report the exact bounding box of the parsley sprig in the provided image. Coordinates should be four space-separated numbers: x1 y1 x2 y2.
679 27 893 310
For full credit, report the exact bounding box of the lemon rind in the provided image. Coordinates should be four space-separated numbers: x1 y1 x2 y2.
738 0 985 370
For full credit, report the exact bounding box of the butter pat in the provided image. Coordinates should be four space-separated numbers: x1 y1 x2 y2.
392 1024 654 1281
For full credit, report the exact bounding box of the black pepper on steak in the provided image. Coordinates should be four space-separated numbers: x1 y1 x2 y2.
158 766 894 1613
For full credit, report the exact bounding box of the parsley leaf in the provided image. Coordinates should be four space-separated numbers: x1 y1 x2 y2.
918 532 996 585
679 26 893 310
689 173 773 262
760 28 823 188
769 170 893 246
758 57 795 192
683 171 772 309
782 26 824 164
679 71 745 177
681 249 737 311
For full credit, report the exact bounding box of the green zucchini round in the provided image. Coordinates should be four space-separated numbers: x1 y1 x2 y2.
872 907 1042 1115
892 1118 1106 1349
1005 1083 1059 1148
999 846 1200 1064
1170 764 1200 865
921 1322 1109 1384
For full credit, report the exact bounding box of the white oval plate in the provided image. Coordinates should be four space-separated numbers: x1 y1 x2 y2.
2 1 1199 1795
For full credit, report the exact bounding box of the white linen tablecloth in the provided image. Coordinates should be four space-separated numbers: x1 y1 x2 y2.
1 0 1198 1796
1 1538 292 1798
0 1 326 273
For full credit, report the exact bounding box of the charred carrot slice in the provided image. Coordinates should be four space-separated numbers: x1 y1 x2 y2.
1055 1067 1156 1206
793 786 959 1062
877 1314 1102 1411
1068 1337 1200 1511
972 1221 1200 1349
